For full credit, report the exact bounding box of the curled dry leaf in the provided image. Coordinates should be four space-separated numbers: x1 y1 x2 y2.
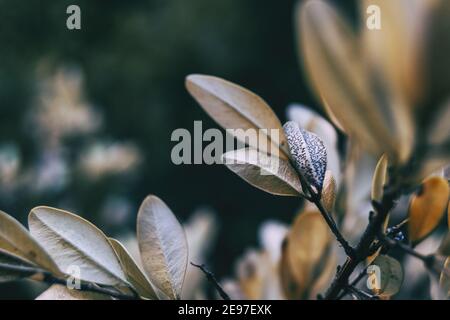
297 0 413 163
285 211 332 298
439 257 450 298
321 170 336 213
222 147 304 197
283 121 327 192
408 177 450 243
370 255 404 298
360 0 428 109
0 248 40 282
36 284 112 300
0 210 60 275
28 206 127 286
371 154 388 202
186 74 289 159
109 238 158 299
137 195 188 300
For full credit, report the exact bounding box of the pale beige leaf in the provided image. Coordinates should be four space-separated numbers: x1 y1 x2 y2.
286 211 332 295
222 148 304 197
371 154 388 202
109 238 157 299
137 195 188 300
0 210 59 275
28 206 127 286
371 255 404 298
36 284 112 300
408 177 450 243
186 74 289 159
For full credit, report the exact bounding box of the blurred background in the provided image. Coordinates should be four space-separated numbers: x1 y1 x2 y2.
0 0 357 298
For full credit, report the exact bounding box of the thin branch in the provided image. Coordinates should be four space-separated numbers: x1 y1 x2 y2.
190 262 230 300
380 234 435 268
290 162 354 258
0 263 137 300
309 189 355 258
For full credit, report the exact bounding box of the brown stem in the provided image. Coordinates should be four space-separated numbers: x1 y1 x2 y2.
324 185 399 299
190 262 230 300
0 263 138 300
309 189 355 258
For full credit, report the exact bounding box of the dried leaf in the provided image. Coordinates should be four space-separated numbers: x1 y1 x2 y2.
371 154 388 202
186 74 289 159
222 147 304 197
297 0 413 162
0 249 40 282
0 210 60 275
408 177 450 243
36 284 112 300
283 121 327 192
370 255 404 298
286 211 332 296
28 206 127 286
137 195 188 300
321 170 336 212
308 246 337 299
109 238 157 299
279 239 303 299
361 0 430 108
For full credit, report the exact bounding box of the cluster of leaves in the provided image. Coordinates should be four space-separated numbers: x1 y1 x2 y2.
185 0 450 299
1 0 449 300
0 196 190 300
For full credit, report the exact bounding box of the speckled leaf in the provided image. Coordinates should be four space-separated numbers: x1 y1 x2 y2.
137 195 188 300
222 147 304 197
283 121 327 192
